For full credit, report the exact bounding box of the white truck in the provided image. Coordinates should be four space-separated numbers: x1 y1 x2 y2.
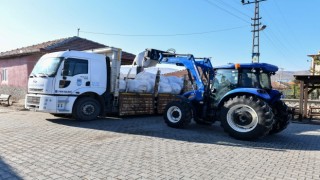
25 47 178 120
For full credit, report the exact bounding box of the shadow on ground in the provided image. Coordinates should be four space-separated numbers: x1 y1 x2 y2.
0 157 21 179
46 115 320 152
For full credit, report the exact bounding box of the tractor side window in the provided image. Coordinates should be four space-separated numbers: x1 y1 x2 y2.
63 58 88 76
213 69 238 101
214 69 238 89
260 73 272 89
240 69 258 88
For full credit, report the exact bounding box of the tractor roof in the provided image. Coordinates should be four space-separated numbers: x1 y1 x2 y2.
213 63 278 72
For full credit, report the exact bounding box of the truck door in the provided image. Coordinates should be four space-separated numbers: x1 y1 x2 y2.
54 58 90 95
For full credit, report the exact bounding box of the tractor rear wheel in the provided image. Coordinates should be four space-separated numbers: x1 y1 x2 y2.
220 95 274 140
269 101 290 134
164 101 192 128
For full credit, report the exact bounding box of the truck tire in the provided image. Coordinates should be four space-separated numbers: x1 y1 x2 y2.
269 101 290 134
72 97 101 121
164 101 192 128
220 95 274 140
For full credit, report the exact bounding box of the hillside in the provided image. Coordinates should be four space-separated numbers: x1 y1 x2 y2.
272 70 309 82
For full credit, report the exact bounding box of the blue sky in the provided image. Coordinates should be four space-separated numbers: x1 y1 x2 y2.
0 0 319 71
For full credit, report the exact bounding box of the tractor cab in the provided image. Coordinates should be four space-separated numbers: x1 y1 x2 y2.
212 63 278 105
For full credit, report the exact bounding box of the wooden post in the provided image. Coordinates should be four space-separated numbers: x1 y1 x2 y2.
303 83 309 118
153 69 161 114
299 81 304 120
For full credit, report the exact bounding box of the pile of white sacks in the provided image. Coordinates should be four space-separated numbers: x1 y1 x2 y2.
119 71 184 94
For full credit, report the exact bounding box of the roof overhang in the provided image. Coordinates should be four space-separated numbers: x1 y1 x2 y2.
0 51 43 59
294 75 320 84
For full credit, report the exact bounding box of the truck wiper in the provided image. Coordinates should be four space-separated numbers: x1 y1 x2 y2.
29 73 37 78
38 73 49 77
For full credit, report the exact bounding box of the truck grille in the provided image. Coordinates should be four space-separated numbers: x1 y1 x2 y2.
27 96 40 105
28 88 43 92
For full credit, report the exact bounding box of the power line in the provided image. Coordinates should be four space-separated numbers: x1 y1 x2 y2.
271 0 303 49
79 25 248 37
202 0 251 24
242 0 267 63
262 31 286 59
262 31 301 68
260 0 302 63
260 9 295 56
215 0 252 19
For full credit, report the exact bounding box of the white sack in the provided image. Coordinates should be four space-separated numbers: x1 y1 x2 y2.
119 80 126 92
158 82 172 94
170 83 182 94
135 71 156 80
160 76 170 84
127 79 152 93
167 76 184 88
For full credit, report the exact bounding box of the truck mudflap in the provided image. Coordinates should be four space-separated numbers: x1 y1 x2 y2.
119 93 180 116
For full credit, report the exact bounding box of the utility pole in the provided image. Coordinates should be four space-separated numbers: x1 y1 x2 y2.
242 0 266 63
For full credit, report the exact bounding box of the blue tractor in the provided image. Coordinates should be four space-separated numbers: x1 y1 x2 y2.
145 49 290 140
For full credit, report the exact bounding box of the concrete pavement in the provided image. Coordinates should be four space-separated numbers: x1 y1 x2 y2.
0 106 319 179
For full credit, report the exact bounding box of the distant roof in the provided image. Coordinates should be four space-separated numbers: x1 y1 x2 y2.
307 51 320 57
0 36 135 63
164 69 188 77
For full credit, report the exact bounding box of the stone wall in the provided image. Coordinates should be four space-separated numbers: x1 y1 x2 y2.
0 85 27 101
283 99 320 119
282 99 320 108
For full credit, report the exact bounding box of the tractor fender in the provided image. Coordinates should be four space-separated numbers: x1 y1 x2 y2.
217 88 271 107
173 94 192 104
172 94 198 118
268 89 283 104
182 90 204 101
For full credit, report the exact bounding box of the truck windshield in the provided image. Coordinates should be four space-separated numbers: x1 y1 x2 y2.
31 57 62 77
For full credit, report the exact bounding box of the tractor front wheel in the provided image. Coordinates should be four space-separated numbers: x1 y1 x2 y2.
164 101 192 128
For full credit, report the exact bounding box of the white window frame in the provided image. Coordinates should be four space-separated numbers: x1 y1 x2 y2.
1 68 8 82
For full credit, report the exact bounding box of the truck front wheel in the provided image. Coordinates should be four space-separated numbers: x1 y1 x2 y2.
220 95 274 140
73 97 101 121
164 101 192 128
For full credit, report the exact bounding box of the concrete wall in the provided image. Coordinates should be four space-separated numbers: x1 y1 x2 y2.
283 99 320 118
0 53 42 100
282 99 320 108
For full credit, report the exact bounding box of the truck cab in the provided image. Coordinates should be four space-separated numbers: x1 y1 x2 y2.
25 48 122 119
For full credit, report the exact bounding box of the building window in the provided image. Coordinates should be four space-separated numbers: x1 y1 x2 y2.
1 68 8 82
